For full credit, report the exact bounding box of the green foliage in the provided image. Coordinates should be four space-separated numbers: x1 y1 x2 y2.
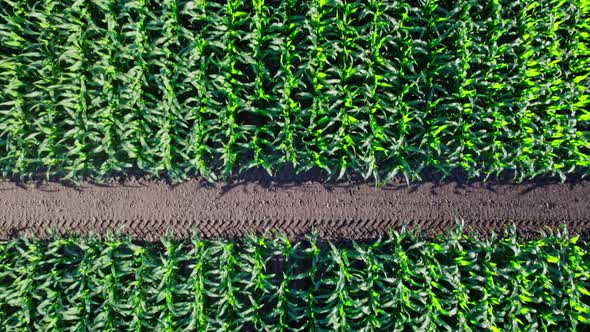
1 227 590 330
0 0 589 182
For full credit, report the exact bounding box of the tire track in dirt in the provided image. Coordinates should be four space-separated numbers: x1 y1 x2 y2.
0 179 588 241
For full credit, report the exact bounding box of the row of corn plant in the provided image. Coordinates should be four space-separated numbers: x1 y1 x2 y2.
1 226 590 330
0 0 588 183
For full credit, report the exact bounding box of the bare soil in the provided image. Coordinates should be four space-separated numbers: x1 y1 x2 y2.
1 178 588 241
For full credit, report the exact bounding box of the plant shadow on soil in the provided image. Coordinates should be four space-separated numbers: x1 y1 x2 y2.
1 163 586 195
216 164 586 196
0 158 590 195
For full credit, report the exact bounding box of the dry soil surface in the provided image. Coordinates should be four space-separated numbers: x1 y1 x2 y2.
0 179 589 241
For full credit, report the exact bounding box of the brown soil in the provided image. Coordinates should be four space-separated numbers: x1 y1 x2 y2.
0 179 589 241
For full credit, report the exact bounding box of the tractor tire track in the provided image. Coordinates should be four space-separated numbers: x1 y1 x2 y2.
0 179 589 241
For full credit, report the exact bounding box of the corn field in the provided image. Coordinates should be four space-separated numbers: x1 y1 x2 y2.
0 227 588 330
0 0 588 182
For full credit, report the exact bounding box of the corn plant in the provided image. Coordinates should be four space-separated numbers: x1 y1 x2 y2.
0 0 588 182
1 225 590 330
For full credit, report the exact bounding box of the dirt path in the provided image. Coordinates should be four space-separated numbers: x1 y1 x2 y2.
0 179 588 241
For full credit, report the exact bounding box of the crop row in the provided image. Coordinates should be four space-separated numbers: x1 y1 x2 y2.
0 227 589 330
1 0 589 182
